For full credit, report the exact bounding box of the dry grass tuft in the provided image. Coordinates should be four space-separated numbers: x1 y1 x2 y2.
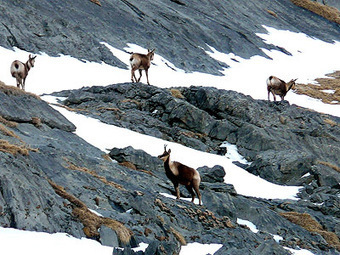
118 161 155 176
169 226 186 245
0 139 29 156
317 160 340 173
170 88 185 99
293 71 340 104
323 118 338 127
180 130 207 139
119 161 137 170
48 180 132 244
291 0 340 24
121 99 142 108
281 211 340 250
50 103 89 113
97 107 122 113
266 9 278 18
64 159 125 191
0 116 18 128
0 80 40 99
31 117 42 128
0 124 21 140
102 154 112 161
90 0 101 6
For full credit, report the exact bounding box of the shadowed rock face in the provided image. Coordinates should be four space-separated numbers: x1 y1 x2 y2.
0 83 339 254
53 83 340 187
0 0 340 254
0 0 339 75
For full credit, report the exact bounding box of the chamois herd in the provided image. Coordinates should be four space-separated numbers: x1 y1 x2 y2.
9 50 298 206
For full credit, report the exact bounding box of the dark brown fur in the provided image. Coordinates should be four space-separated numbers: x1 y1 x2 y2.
267 75 297 101
130 49 155 85
158 145 202 205
10 54 36 90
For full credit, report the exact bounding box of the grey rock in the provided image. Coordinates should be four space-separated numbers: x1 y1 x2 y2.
99 225 119 247
198 165 226 183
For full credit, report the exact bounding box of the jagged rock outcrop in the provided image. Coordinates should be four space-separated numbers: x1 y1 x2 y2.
53 83 340 188
1 83 339 254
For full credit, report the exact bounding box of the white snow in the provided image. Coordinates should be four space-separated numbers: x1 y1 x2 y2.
322 89 335 94
44 99 302 201
0 227 113 255
237 218 259 233
220 141 251 165
272 234 284 243
160 192 202 205
180 243 223 255
1 25 338 255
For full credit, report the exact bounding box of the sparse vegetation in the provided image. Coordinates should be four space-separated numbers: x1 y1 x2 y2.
170 226 186 245
281 211 340 250
119 161 155 176
0 116 18 128
50 103 89 113
317 160 340 173
64 158 125 190
119 161 137 170
0 80 40 99
323 117 338 127
90 0 101 6
97 107 122 113
48 180 132 244
0 139 29 156
294 71 340 104
266 9 278 18
0 124 21 140
170 88 185 99
291 0 340 24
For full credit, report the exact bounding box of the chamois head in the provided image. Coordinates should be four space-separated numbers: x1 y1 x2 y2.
28 54 37 68
147 49 155 61
158 144 171 162
287 78 297 91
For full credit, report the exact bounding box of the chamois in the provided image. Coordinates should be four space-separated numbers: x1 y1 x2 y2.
10 54 37 90
267 76 297 101
130 49 155 85
158 145 202 206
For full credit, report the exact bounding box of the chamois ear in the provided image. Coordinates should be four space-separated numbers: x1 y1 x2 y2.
32 55 37 59
293 78 297 82
168 149 171 153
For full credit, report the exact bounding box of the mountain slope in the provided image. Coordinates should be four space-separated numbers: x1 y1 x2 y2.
0 82 339 254
0 0 339 75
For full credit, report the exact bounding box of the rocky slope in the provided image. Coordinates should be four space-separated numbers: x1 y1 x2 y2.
0 0 340 254
53 83 340 187
0 0 339 75
0 82 339 254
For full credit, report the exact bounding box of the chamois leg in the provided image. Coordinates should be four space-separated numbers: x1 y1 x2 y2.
145 69 150 85
16 78 20 89
193 179 202 205
174 183 180 199
267 90 271 101
137 69 142 83
22 77 26 91
131 69 137 83
185 185 196 203
271 91 276 101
